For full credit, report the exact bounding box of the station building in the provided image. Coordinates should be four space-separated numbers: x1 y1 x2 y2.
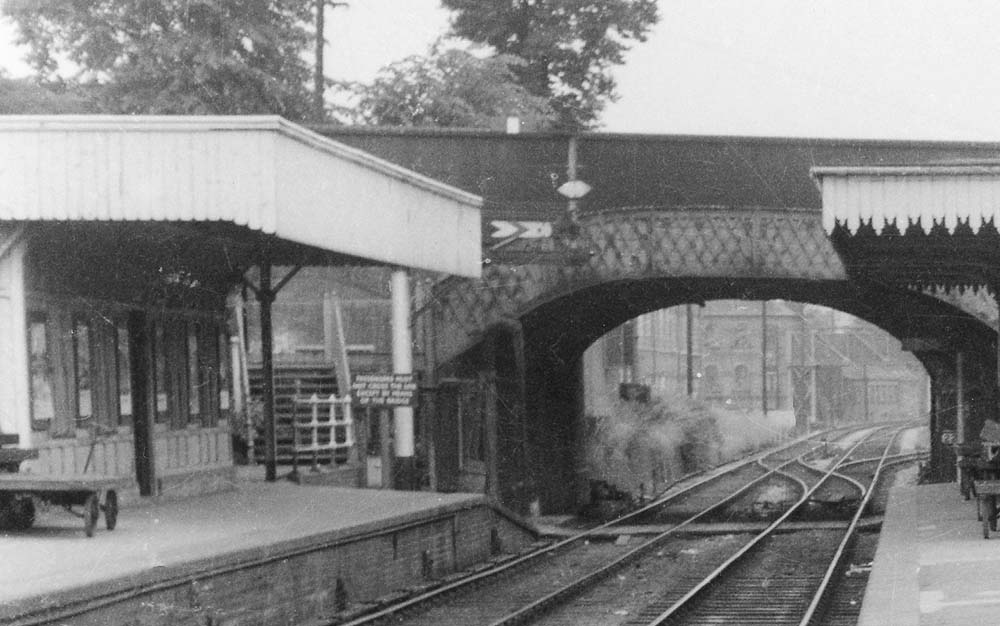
0 116 481 503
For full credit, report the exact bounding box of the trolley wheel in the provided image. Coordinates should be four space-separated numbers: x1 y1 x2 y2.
11 496 34 531
83 493 99 537
103 490 118 531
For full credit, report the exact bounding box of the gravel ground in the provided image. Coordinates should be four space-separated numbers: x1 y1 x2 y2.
530 533 753 626
387 541 634 626
640 464 770 524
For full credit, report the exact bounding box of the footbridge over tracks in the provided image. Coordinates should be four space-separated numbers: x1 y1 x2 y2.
320 128 1000 513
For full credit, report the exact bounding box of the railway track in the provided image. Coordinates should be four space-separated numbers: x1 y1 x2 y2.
635 424 916 626
318 423 925 626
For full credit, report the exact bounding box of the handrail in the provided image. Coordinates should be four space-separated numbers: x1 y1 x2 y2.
291 394 355 471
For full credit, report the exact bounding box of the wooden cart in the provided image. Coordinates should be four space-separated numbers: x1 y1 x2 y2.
0 474 119 537
0 434 118 537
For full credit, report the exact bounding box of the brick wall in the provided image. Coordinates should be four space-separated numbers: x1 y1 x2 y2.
21 503 536 626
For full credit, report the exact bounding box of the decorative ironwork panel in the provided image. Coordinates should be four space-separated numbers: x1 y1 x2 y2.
425 207 848 365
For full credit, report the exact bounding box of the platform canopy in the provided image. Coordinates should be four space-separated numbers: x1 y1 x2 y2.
812 164 1000 289
0 115 483 278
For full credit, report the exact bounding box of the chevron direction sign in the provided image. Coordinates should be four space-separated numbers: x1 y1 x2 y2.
489 220 553 240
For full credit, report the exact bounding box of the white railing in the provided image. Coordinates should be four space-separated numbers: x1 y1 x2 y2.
291 394 355 471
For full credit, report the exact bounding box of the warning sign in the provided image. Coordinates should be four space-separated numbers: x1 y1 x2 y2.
350 374 418 407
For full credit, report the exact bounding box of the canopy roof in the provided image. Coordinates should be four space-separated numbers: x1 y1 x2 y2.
0 116 483 277
812 164 1000 289
813 164 1000 235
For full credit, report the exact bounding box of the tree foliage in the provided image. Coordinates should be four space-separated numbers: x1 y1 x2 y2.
343 45 556 130
0 77 95 113
2 0 314 119
442 0 659 129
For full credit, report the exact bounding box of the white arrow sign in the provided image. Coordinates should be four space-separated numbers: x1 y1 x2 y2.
490 221 553 239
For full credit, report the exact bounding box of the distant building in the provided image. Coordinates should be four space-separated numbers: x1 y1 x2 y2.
585 300 929 425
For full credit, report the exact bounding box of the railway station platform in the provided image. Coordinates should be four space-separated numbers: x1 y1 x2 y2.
861 481 1000 626
0 469 536 626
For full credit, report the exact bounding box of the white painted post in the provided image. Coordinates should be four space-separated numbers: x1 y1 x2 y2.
391 269 414 458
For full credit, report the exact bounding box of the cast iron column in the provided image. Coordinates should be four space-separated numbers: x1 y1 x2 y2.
391 268 416 488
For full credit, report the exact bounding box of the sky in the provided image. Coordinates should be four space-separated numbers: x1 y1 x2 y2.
3 1 1000 141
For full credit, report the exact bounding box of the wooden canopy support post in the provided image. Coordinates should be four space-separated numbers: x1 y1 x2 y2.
128 310 155 496
258 254 277 481
244 256 303 482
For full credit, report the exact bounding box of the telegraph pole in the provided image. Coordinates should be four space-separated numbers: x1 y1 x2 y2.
313 1 349 122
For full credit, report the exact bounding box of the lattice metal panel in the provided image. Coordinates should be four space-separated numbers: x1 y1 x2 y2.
425 207 848 364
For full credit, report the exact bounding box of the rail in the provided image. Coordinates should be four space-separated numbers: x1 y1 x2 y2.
335 427 855 626
798 426 906 625
642 425 897 625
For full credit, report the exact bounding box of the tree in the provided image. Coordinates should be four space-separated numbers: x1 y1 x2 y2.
0 77 95 113
2 0 315 119
442 0 659 129
342 45 557 130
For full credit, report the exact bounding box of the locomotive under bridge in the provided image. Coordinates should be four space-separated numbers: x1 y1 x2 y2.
321 128 1000 513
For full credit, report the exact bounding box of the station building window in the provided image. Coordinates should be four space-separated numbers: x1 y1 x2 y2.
187 320 222 428
27 302 226 437
116 321 132 426
154 321 172 425
72 316 92 425
218 331 231 413
188 322 203 421
28 312 54 431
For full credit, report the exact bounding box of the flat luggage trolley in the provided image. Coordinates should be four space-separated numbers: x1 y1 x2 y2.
0 474 119 537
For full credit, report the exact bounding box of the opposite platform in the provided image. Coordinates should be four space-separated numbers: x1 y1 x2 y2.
0 473 535 625
861 481 1000 626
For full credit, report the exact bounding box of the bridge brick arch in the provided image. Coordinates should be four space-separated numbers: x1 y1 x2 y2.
423 207 996 513
430 207 846 363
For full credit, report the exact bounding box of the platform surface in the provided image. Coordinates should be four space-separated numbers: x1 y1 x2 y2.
0 468 483 620
861 480 1000 625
